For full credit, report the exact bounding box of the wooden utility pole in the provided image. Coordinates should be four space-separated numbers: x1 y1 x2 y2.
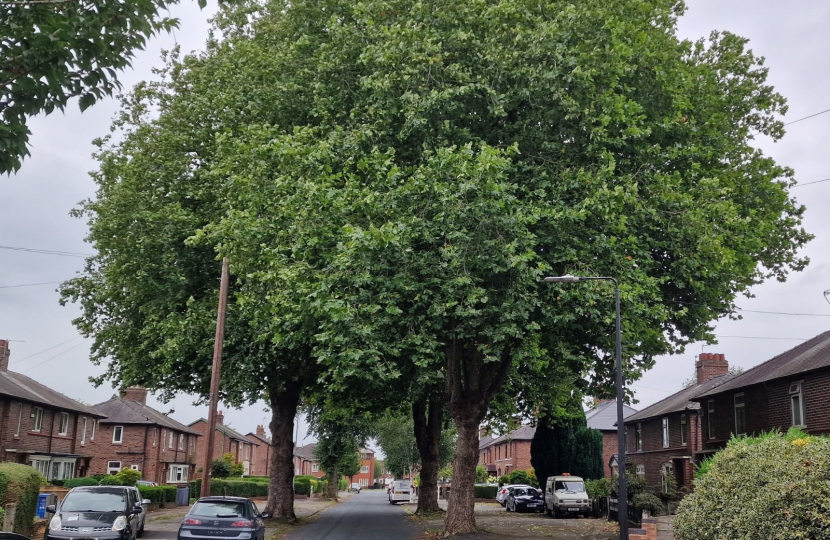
201 258 230 498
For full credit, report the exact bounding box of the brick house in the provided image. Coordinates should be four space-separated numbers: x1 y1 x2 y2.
0 340 107 482
293 443 324 478
623 353 735 490
692 331 830 453
89 387 200 484
246 425 271 477
190 412 259 477
478 425 535 477
585 400 638 478
352 448 375 488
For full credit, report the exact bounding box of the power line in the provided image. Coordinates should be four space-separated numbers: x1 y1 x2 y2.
18 341 89 374
676 300 830 317
785 108 830 126
10 336 83 365
792 178 830 188
0 245 91 258
715 335 809 341
0 281 63 289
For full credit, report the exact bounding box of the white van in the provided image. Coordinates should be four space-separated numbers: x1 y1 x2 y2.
544 475 590 517
388 479 412 504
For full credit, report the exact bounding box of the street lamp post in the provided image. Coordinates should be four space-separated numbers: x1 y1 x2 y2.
545 274 627 540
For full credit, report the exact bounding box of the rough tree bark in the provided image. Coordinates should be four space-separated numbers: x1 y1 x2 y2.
326 467 339 499
443 340 513 536
264 383 301 522
413 393 443 514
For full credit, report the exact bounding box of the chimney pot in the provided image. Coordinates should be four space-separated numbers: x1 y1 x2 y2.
696 353 729 385
0 340 9 372
256 425 265 436
120 386 148 405
216 410 224 425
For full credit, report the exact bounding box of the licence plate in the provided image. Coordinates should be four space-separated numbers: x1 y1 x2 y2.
568 507 580 511
527 503 539 506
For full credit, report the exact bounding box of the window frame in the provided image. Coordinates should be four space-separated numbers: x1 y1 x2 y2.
707 400 715 439
167 464 189 483
661 417 670 448
360 465 369 473
178 433 185 451
635 423 642 451
734 393 747 434
107 461 122 475
112 425 124 444
33 407 43 432
168 430 174 449
91 419 96 440
14 402 22 437
80 417 87 445
790 381 806 427
680 413 687 446
59 412 70 436
311 463 319 473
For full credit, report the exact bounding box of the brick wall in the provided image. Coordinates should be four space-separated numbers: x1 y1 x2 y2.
626 411 698 489
478 439 533 477
601 432 617 479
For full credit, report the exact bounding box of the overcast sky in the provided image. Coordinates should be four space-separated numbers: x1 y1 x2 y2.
2 0 828 447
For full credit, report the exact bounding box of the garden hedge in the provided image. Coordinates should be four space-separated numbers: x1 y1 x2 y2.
137 485 177 504
674 429 830 540
474 485 498 499
294 477 311 496
64 477 101 488
0 463 41 535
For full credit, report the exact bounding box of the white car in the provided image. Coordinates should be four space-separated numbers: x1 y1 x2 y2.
496 484 536 506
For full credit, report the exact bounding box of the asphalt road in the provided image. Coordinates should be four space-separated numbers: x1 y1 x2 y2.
281 489 420 540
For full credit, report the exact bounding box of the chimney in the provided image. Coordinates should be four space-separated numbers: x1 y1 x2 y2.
256 425 265 437
121 386 148 405
0 340 9 372
216 410 224 425
696 353 729 384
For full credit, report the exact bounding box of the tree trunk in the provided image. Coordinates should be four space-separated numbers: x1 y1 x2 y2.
442 339 514 536
413 394 443 514
264 383 301 522
326 467 339 499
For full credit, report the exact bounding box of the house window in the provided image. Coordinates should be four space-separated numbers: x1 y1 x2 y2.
168 430 174 449
680 414 687 445
112 425 124 443
636 465 645 476
661 417 669 448
131 465 140 471
15 403 22 437
31 457 76 481
178 433 185 451
312 464 319 473
81 417 88 445
152 428 157 447
790 381 805 426
635 423 642 451
91 419 96 440
59 413 70 436
707 400 715 439
361 465 369 473
359 478 368 487
107 461 122 475
33 407 43 432
167 464 189 483
734 393 746 434
661 463 674 493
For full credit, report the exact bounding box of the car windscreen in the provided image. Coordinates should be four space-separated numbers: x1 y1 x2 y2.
61 491 127 512
190 502 247 518
554 481 585 492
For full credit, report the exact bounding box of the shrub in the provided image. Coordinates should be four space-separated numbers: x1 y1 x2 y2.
497 474 509 486
633 492 664 516
50 479 65 487
190 479 202 497
674 429 830 540
211 459 231 479
294 477 311 496
338 478 348 490
475 465 488 483
507 469 533 487
137 486 162 503
64 477 100 488
474 485 498 499
211 480 268 497
99 475 123 485
116 468 142 486
0 463 41 535
585 478 610 500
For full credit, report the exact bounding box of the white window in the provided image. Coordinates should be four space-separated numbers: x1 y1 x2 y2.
661 417 669 448
152 428 157 447
81 417 88 445
31 457 76 481
15 403 22 437
360 465 369 473
91 419 97 440
131 465 140 471
359 478 368 486
635 423 642 451
169 430 174 449
112 425 124 443
167 464 189 483
178 433 185 451
636 464 645 476
707 400 715 439
661 463 674 493
680 414 687 445
33 407 43 432
311 464 319 473
734 393 746 434
31 458 50 477
59 413 70 436
107 461 122 475
790 381 805 426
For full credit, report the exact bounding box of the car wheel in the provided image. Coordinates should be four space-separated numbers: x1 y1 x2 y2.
545 506 551 517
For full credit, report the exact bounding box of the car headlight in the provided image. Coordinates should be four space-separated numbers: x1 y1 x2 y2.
49 516 62 531
112 516 128 531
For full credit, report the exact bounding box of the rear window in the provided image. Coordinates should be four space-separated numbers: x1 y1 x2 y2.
191 502 247 518
62 491 127 512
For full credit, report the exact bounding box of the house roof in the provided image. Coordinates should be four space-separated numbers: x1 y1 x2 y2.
585 401 638 431
0 370 105 417
479 425 536 451
624 372 737 424
247 432 271 446
95 398 200 435
294 443 318 461
695 330 830 398
190 418 258 445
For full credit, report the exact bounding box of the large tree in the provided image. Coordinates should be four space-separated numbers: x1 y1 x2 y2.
65 0 810 535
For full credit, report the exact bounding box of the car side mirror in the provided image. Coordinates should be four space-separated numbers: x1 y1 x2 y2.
260 513 270 519
46 505 57 514
142 499 152 505
131 505 143 515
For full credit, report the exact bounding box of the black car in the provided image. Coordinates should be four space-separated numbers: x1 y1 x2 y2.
177 497 269 540
505 487 545 513
45 486 147 540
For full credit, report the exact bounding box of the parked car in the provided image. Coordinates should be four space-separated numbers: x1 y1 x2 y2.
350 483 361 493
496 484 535 506
544 475 590 518
45 485 151 540
506 486 545 513
177 497 269 540
135 480 158 487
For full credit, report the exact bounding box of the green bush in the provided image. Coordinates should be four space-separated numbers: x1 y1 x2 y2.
0 463 41 535
633 492 664 516
294 477 311 496
190 479 202 497
497 474 509 486
474 485 498 499
99 475 123 486
211 459 231 479
585 478 610 499
137 486 163 503
211 480 268 497
116 468 141 486
161 485 177 503
338 478 348 490
64 477 101 488
674 429 830 540
507 469 535 487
